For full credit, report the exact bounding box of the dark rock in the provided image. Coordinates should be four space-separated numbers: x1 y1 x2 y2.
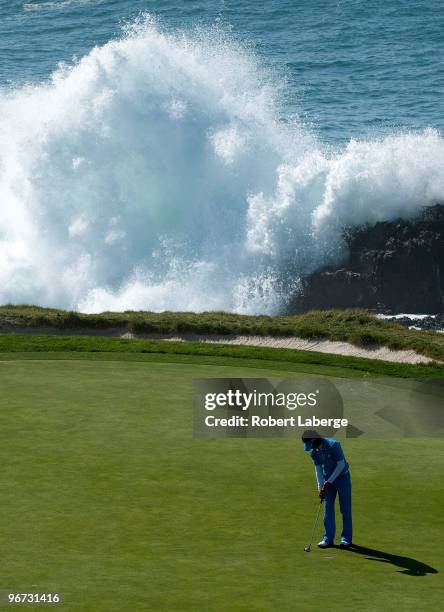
288 204 444 314
381 314 444 331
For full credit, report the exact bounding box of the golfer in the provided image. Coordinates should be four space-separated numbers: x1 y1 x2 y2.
302 430 352 548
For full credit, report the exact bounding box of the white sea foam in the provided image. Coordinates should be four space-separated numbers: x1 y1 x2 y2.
1 17 443 313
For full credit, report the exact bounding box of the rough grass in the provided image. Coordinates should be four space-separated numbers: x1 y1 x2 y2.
0 333 443 378
1 304 443 362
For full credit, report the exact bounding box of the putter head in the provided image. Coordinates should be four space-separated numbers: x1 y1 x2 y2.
304 545 311 552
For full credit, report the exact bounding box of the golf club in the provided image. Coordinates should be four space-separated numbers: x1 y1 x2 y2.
304 499 323 552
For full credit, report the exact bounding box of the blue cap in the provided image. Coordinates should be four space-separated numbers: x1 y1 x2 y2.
303 442 313 451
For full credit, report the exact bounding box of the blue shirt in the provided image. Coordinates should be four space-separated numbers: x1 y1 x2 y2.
310 438 349 480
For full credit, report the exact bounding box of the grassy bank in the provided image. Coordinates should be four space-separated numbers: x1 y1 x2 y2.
1 305 444 362
0 333 443 378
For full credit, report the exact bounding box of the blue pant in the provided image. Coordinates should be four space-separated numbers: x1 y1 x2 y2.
323 471 352 543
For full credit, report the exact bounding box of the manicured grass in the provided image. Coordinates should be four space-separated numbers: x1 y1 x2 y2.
0 356 441 611
1 304 443 362
0 333 443 378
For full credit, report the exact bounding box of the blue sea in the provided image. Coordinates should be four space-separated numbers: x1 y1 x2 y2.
0 0 443 313
3 0 444 143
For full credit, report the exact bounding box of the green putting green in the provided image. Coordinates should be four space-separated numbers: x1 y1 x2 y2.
0 354 442 611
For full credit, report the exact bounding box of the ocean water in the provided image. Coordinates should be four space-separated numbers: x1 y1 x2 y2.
0 0 443 313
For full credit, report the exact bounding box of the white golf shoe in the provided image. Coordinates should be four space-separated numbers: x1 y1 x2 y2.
317 538 333 548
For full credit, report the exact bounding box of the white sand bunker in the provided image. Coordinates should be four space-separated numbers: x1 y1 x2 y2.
122 332 434 364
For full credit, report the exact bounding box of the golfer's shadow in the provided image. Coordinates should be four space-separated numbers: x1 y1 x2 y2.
342 544 438 576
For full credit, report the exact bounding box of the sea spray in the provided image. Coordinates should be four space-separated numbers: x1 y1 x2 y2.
0 16 443 313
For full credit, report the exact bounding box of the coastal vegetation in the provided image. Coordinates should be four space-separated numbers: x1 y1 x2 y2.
1 305 443 363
